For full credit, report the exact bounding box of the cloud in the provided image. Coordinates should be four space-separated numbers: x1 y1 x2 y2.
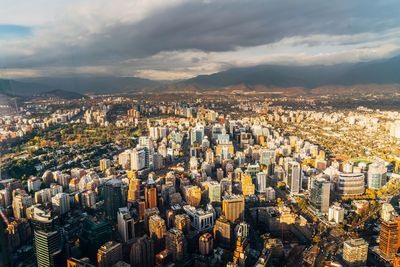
1 0 400 79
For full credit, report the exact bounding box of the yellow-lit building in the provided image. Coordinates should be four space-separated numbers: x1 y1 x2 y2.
222 195 244 223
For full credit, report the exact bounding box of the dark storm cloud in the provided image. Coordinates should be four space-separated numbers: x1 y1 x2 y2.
3 0 400 68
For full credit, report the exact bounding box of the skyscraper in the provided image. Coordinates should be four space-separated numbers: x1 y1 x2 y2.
287 162 301 194
103 179 123 221
97 241 123 267
32 213 63 267
190 124 205 145
148 215 166 241
145 182 157 209
379 217 400 260
368 161 387 189
199 233 213 256
222 195 244 223
130 148 146 171
213 216 232 249
166 228 187 262
51 193 70 215
12 191 32 219
208 181 221 203
117 207 135 243
256 171 268 193
130 235 154 267
310 178 330 213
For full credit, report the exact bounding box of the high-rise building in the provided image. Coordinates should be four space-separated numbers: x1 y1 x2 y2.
145 183 157 209
117 207 135 243
185 186 202 207
127 177 140 203
138 136 154 169
174 214 191 234
222 195 244 223
32 213 63 267
148 215 166 241
130 148 146 171
97 241 122 267
166 228 187 262
183 205 215 231
343 238 368 266
379 217 400 260
338 172 365 196
368 161 387 189
12 192 33 219
191 124 205 145
80 218 112 261
51 193 70 215
199 233 213 256
256 171 268 193
310 178 330 213
103 179 123 221
287 162 301 194
328 204 344 224
130 235 154 267
213 216 232 249
208 181 221 203
241 175 255 197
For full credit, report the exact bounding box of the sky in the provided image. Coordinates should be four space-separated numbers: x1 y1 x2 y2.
0 0 400 80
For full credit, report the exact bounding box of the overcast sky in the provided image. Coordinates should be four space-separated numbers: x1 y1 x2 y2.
1 0 400 80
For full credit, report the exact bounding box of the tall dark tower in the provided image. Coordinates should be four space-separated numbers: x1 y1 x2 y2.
103 179 123 221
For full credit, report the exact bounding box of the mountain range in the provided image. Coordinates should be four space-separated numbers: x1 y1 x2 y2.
1 55 400 97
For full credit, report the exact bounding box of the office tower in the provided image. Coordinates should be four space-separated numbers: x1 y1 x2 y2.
166 228 187 262
256 172 268 193
199 233 213 256
259 149 275 166
338 172 365 196
191 124 205 145
208 181 221 203
28 177 42 192
343 238 368 266
287 162 301 194
235 222 250 239
222 195 244 223
52 193 70 215
232 235 249 267
241 175 255 197
82 190 96 209
118 150 131 170
328 204 344 224
104 179 123 221
99 159 111 172
127 178 140 203
117 207 135 243
213 216 232 249
220 178 232 195
97 241 123 267
379 218 400 260
174 214 191 234
32 213 63 267
368 161 387 189
12 191 33 219
130 235 154 267
145 183 157 209
138 136 154 169
149 215 166 240
80 218 112 261
183 205 215 231
130 148 146 171
310 178 330 213
66 257 95 267
149 126 159 140
185 186 202 207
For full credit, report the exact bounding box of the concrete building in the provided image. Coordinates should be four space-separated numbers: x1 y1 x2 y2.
117 207 135 243
310 178 330 213
97 241 123 267
343 238 368 266
222 195 244 223
183 205 215 231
